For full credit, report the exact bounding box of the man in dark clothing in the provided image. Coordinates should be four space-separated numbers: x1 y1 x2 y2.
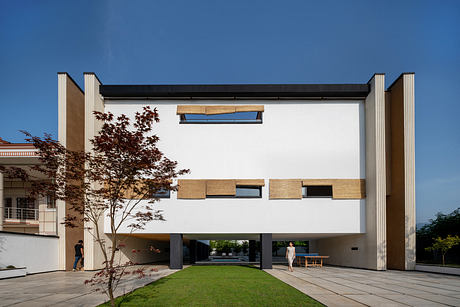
73 240 84 271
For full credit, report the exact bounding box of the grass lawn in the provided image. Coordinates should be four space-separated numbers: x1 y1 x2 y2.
101 266 323 306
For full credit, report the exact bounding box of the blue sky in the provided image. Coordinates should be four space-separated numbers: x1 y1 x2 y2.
0 0 459 223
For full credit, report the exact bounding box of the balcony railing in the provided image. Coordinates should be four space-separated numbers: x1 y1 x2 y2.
4 207 39 220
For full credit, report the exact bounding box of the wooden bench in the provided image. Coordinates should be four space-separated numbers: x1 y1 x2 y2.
296 255 329 267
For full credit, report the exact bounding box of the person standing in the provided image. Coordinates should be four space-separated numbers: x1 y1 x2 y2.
73 239 84 271
285 242 296 272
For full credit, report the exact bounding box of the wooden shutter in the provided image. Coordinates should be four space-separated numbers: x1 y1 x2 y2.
235 179 265 186
205 106 236 115
206 180 236 196
269 179 302 199
176 105 206 115
235 105 264 112
332 179 366 199
177 180 206 199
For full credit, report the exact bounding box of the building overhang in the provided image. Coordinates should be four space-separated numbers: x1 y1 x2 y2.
100 84 370 100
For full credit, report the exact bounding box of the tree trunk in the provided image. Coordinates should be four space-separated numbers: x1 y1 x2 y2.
442 254 445 266
108 275 115 307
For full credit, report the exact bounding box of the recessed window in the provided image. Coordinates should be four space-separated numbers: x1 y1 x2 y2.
206 186 262 198
236 186 262 198
180 112 262 124
152 188 171 198
302 186 332 198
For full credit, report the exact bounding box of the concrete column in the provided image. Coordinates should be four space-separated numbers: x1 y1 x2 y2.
170 234 183 269
260 234 272 269
249 240 256 262
189 240 197 264
0 172 4 231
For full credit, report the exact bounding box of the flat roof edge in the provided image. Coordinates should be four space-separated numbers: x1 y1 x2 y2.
100 84 370 99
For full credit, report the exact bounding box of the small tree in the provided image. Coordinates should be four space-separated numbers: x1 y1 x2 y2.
425 235 460 266
1 107 189 307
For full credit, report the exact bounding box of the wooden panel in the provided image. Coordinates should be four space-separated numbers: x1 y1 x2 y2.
235 105 264 112
332 179 366 199
302 179 335 186
177 180 206 199
269 179 302 199
206 180 236 196
235 179 265 186
205 106 236 115
176 105 206 115
302 179 365 199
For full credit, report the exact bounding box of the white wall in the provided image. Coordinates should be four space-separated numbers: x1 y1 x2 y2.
0 232 59 274
105 100 365 235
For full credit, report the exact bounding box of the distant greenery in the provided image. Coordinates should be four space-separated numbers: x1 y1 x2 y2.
425 235 460 266
209 240 309 256
100 266 323 307
417 208 460 266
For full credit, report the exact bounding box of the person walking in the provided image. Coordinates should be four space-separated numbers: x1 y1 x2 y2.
73 239 84 271
285 241 296 272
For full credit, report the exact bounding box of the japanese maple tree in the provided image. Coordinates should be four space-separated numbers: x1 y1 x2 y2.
1 106 189 306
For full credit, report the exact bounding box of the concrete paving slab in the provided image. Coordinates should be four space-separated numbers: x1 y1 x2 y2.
0 265 175 307
378 294 448 307
271 265 460 307
344 294 409 306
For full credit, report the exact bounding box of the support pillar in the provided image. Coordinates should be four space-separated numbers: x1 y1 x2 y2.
249 240 256 262
170 234 183 269
260 234 272 269
189 239 197 264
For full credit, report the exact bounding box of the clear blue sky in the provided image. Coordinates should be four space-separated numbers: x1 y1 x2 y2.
1 0 459 223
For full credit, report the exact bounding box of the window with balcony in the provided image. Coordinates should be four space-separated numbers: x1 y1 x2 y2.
16 197 37 219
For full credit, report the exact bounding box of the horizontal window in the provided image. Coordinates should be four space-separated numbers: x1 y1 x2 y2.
302 186 333 198
180 112 262 124
207 186 262 198
152 188 171 198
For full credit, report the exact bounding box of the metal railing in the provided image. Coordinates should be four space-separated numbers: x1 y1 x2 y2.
4 207 39 220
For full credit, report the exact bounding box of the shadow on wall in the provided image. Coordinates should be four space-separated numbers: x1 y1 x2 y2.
109 235 170 266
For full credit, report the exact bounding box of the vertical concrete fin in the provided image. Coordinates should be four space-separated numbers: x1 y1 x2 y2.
365 74 387 270
83 72 106 271
403 74 416 270
57 72 85 270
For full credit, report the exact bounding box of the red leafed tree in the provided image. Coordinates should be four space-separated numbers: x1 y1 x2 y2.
1 107 189 306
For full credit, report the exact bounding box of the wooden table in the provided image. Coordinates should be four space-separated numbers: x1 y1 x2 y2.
296 255 329 267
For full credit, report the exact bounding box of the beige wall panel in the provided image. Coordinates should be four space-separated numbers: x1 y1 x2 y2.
205 106 236 115
269 179 302 199
235 179 265 186
332 179 366 199
176 105 206 115
206 179 236 195
177 180 206 199
235 105 264 112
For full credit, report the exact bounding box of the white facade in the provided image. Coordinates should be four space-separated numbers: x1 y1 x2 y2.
105 100 366 237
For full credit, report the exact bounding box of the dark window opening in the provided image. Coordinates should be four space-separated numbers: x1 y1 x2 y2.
152 188 171 198
236 186 262 198
4 198 12 208
180 112 262 124
46 194 56 209
207 186 262 198
302 186 333 198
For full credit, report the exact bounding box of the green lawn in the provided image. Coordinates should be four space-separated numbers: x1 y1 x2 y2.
101 266 323 306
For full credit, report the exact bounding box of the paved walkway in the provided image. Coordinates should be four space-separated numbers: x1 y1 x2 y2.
0 265 178 307
267 265 460 307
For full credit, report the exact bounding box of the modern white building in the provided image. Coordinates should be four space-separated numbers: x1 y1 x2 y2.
1 72 415 272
